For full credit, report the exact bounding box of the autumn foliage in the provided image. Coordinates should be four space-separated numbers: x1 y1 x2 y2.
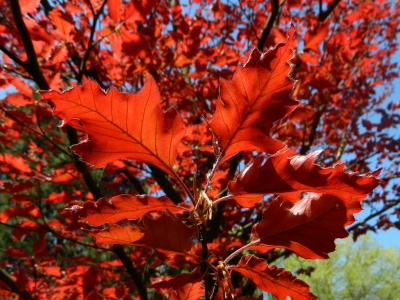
0 0 399 299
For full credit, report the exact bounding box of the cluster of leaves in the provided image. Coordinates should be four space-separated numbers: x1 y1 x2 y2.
0 0 399 299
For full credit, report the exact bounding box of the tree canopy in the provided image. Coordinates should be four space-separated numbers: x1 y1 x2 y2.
0 0 399 299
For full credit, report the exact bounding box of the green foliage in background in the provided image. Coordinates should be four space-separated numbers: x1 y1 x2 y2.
273 235 400 300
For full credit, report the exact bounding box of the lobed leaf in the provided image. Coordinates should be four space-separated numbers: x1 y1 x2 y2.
229 255 316 300
65 194 189 226
209 25 298 163
250 194 362 259
40 79 185 177
87 211 194 254
229 148 381 207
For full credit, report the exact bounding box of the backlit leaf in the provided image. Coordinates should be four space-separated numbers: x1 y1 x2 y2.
88 211 194 254
230 255 316 300
40 79 185 177
250 194 362 259
209 26 298 162
229 148 381 207
65 194 189 226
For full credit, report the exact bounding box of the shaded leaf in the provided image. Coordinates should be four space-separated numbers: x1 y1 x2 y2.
65 194 189 226
209 26 298 163
230 255 316 300
250 194 361 259
229 148 381 207
40 79 185 177
88 211 194 254
148 271 203 290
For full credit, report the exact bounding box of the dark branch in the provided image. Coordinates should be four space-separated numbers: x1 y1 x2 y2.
347 198 400 232
77 0 107 83
0 44 25 67
0 268 33 300
113 246 148 300
8 0 49 90
120 168 146 195
7 2 148 298
40 0 52 15
318 0 341 22
300 104 326 155
257 0 280 51
148 164 183 204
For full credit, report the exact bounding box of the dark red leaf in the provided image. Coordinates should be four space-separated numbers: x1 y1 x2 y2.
230 255 316 300
250 194 361 259
229 148 381 207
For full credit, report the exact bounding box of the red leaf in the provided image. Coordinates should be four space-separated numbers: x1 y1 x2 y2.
65 194 189 226
250 194 361 259
40 80 185 177
229 148 381 207
48 7 75 42
303 22 330 53
170 281 204 300
107 0 122 22
0 153 32 174
149 271 203 290
42 265 62 278
230 255 316 300
3 93 33 107
209 26 298 163
33 233 46 255
88 211 194 254
19 0 40 14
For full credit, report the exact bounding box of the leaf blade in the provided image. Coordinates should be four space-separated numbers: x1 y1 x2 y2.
40 79 185 177
230 255 316 300
210 26 298 162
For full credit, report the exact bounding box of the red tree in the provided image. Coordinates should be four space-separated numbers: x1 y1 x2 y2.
0 0 399 299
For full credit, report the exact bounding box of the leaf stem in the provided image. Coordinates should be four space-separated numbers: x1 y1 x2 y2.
224 240 259 264
212 195 233 206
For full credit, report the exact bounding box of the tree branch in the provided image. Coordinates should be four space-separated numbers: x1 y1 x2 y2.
148 164 183 204
257 0 280 50
113 246 148 300
300 103 326 155
7 2 148 298
119 168 146 195
0 44 25 67
8 0 49 90
77 0 107 83
347 198 400 232
0 268 33 300
318 0 341 22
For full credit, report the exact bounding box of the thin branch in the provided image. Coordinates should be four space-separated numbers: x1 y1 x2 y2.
119 168 146 195
0 105 72 157
77 0 107 83
0 268 34 300
8 0 49 89
148 164 184 204
0 44 25 67
113 246 148 300
347 198 400 232
257 0 280 51
318 0 341 22
40 0 52 15
300 103 326 155
7 2 148 297
225 241 258 264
